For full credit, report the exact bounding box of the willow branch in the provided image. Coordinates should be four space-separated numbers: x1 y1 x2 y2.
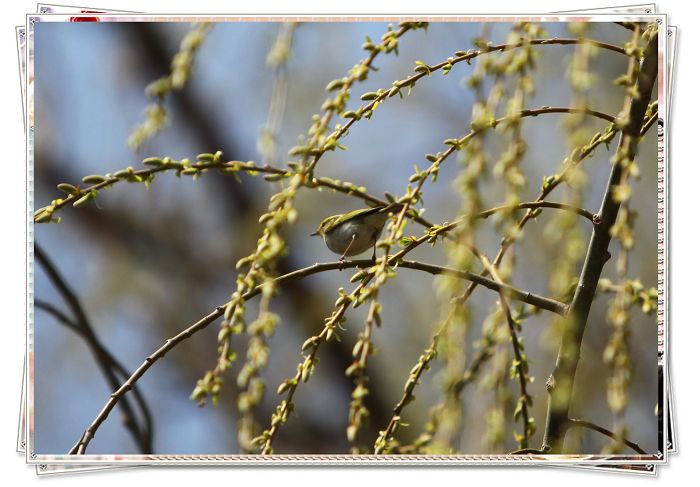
460 105 659 304
301 22 422 175
486 100 656 273
470 248 535 448
567 418 647 454
373 240 529 452
128 22 212 150
448 103 658 379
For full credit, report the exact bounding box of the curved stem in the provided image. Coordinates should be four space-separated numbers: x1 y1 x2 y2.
470 249 534 448
305 37 626 176
399 260 567 315
301 22 419 174
477 201 597 223
70 304 226 454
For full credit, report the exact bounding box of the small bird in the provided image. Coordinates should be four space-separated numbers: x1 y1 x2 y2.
311 206 393 261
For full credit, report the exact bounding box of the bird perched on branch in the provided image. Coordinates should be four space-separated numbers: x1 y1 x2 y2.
311 205 394 261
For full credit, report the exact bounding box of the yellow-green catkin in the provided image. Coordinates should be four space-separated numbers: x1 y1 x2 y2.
487 23 543 450
129 23 213 150
236 23 298 452
236 280 279 452
248 24 430 454
426 24 508 451
258 23 297 167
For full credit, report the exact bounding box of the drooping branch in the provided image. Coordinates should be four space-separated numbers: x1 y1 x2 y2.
258 22 297 167
239 24 297 443
540 28 658 454
210 29 429 383
492 273 535 448
35 244 153 454
128 22 213 150
302 21 427 175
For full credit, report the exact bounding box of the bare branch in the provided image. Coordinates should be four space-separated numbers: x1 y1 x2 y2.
567 418 647 454
398 260 567 315
477 201 598 223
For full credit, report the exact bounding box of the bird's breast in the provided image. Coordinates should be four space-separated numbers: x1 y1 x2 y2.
324 220 379 256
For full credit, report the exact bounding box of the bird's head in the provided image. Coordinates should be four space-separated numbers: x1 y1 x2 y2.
310 214 342 237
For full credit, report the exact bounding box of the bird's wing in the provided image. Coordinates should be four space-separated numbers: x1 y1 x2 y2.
335 206 386 225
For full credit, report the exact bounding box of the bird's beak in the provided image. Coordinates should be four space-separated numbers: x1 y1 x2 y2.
310 230 320 237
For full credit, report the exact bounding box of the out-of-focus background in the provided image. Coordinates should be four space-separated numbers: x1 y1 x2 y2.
33 20 658 455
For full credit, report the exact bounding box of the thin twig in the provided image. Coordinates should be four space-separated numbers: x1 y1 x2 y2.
471 250 534 448
398 260 567 315
567 418 647 454
305 37 626 177
70 304 226 454
477 201 597 223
